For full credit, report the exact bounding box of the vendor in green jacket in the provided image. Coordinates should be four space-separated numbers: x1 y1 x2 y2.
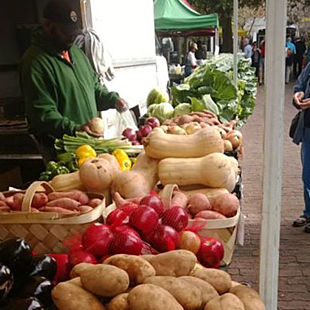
20 0 128 146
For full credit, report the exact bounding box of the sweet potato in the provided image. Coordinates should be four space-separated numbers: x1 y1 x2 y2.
40 206 79 214
12 193 24 211
46 198 81 210
88 198 102 208
0 192 5 201
187 193 212 216
0 206 10 212
5 196 14 208
32 193 48 209
0 201 8 208
212 193 239 218
195 210 226 220
79 205 93 213
31 208 40 213
48 190 89 205
171 191 188 209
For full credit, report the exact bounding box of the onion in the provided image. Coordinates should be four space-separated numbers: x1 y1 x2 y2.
225 130 242 149
197 237 224 268
89 117 104 135
145 117 160 128
136 130 143 142
178 231 201 254
150 224 179 252
139 125 153 138
82 223 114 257
122 128 137 142
129 205 159 235
68 250 97 267
140 195 164 216
106 209 128 226
224 139 233 152
110 229 143 255
131 140 141 145
161 206 189 231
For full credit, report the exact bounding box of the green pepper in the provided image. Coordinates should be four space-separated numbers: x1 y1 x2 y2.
57 152 75 163
56 166 70 175
39 171 52 181
46 161 59 172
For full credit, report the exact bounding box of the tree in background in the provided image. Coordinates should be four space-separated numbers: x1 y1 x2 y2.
188 0 263 52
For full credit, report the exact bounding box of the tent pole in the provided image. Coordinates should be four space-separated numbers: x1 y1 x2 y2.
259 0 286 308
233 0 238 87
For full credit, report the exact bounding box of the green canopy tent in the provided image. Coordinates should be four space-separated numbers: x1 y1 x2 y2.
154 0 219 37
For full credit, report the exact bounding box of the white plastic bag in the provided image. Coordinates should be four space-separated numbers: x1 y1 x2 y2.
115 110 138 137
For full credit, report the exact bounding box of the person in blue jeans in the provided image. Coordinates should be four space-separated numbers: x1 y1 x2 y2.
293 62 310 232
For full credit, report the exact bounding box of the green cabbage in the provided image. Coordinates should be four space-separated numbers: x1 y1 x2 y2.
174 103 192 117
147 103 174 123
146 88 169 106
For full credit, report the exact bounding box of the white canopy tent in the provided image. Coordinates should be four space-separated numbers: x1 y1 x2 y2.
233 0 287 309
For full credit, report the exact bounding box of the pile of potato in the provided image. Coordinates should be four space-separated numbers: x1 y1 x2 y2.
52 250 265 310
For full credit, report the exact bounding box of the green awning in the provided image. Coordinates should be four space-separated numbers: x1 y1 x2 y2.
154 0 219 31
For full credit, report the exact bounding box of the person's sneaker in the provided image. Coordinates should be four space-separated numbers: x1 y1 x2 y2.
305 223 310 233
293 215 310 227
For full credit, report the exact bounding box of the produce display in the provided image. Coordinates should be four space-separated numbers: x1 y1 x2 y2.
51 250 266 310
171 54 257 127
0 189 103 214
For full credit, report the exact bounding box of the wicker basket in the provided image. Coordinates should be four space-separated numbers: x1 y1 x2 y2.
0 181 105 254
160 184 241 266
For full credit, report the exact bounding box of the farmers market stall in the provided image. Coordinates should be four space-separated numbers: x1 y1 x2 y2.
0 49 264 309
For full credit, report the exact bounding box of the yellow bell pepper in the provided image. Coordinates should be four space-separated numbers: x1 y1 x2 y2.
113 149 132 171
76 145 97 167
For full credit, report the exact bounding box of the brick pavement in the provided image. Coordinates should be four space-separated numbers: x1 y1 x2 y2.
227 84 310 310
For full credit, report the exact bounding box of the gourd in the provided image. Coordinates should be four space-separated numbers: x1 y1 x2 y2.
111 152 159 199
50 171 85 192
158 153 237 192
143 127 224 159
79 155 120 192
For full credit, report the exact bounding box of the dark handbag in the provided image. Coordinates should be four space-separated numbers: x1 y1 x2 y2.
289 111 301 138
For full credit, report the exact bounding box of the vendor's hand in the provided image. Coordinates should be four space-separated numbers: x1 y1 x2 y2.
115 98 129 113
78 123 103 138
294 91 305 107
300 98 310 110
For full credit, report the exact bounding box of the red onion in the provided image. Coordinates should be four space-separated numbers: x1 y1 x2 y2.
150 224 179 252
48 254 71 283
82 223 114 257
68 250 97 267
197 237 224 268
122 128 137 141
145 117 160 128
106 209 128 226
140 195 164 216
131 140 141 145
110 230 143 255
139 125 153 138
113 225 140 239
161 206 189 231
129 205 159 235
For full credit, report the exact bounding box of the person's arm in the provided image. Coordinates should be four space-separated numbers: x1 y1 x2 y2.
293 63 310 109
93 73 120 111
20 61 78 138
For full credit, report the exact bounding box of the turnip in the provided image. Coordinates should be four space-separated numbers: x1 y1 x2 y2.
88 117 104 135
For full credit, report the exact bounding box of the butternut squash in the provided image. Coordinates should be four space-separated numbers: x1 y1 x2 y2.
111 152 159 199
158 153 237 192
143 127 224 159
50 171 85 192
79 156 120 192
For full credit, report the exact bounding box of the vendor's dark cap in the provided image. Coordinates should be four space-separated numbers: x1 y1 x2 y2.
43 0 81 34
